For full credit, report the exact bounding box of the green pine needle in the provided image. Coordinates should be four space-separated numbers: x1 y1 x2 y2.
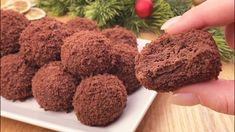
165 0 192 16
67 0 94 17
124 15 149 35
208 28 234 62
84 0 124 27
38 0 70 16
145 0 174 32
121 0 174 34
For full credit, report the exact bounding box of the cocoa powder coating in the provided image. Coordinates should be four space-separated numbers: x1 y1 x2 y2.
19 17 71 67
73 74 127 126
66 17 99 34
1 10 29 57
32 61 78 112
1 54 38 100
102 26 137 48
61 31 112 78
110 44 141 94
135 30 222 92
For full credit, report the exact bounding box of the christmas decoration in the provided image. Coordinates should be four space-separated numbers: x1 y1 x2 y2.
38 0 173 34
1 0 45 20
25 7 46 20
135 0 153 18
2 0 31 13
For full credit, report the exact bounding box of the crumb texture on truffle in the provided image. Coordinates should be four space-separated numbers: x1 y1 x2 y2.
19 17 70 66
102 26 137 48
61 31 112 78
66 17 99 34
32 61 77 112
135 30 222 92
73 74 127 126
1 54 38 100
110 44 141 94
1 10 29 57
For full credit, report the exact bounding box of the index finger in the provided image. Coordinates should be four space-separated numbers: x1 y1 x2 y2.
165 0 235 34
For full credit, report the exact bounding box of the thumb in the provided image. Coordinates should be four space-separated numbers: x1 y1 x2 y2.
168 80 234 115
161 0 234 34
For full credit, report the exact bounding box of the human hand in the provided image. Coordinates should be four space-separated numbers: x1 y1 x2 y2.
161 0 235 115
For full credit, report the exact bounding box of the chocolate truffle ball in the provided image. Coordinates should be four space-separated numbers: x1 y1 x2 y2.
66 17 99 34
1 10 29 57
19 17 70 67
135 30 222 92
1 54 38 100
110 44 141 94
102 26 137 48
32 61 78 112
73 74 127 126
61 31 112 78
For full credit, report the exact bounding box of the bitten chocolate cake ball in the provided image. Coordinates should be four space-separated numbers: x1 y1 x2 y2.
61 31 112 78
1 54 38 100
66 17 99 34
32 61 78 112
19 17 70 66
110 44 141 94
73 74 127 126
1 10 29 57
102 26 137 48
135 30 222 92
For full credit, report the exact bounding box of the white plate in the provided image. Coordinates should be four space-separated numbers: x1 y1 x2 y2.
1 39 157 132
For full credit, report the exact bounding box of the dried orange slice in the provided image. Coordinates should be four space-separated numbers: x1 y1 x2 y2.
25 7 46 20
29 0 37 6
5 0 31 13
1 0 9 9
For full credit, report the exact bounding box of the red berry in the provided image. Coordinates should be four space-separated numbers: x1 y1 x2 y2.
135 0 153 18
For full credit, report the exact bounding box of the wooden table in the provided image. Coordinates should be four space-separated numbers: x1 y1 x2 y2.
1 16 235 132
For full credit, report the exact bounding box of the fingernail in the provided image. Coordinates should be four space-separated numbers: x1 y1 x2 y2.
161 16 182 30
168 93 200 106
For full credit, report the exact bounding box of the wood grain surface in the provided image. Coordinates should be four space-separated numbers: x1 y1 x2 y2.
1 15 234 132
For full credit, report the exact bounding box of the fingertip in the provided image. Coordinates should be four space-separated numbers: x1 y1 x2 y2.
168 93 200 106
161 16 182 31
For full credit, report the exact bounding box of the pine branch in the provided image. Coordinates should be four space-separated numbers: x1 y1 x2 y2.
121 0 174 34
124 15 149 35
68 5 85 17
116 0 148 34
208 28 234 62
145 0 174 32
165 0 192 16
68 0 91 17
84 0 124 27
38 0 70 16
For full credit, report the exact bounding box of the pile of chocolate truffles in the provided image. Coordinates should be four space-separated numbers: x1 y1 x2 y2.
0 10 141 126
